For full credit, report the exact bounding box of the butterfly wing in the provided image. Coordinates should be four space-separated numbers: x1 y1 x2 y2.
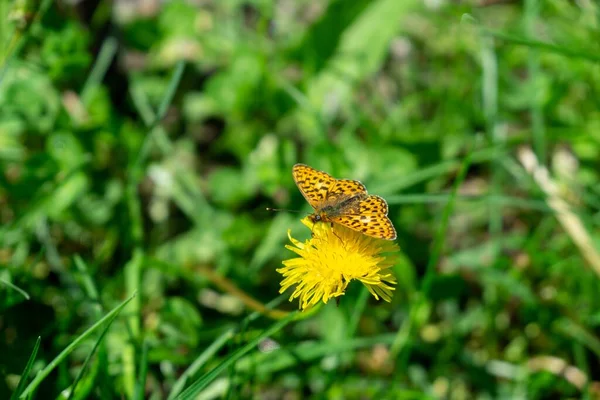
332 214 397 240
292 164 337 209
358 194 388 214
327 179 367 200
293 164 369 208
330 195 397 240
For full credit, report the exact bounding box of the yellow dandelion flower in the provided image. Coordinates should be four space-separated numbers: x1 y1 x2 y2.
277 217 399 310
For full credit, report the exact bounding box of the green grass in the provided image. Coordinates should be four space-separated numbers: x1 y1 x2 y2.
2 0 600 398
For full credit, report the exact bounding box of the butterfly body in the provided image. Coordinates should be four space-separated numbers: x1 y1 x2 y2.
312 193 366 220
292 164 397 240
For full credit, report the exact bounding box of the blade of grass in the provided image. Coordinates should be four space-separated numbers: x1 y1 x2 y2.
479 27 503 356
320 287 369 398
20 292 137 398
370 145 505 195
524 0 546 165
171 170 214 225
554 318 600 359
122 249 143 398
348 287 369 338
155 61 185 126
168 329 235 400
481 33 502 242
422 150 474 295
0 278 30 300
125 171 144 246
277 78 326 136
224 334 239 400
168 294 288 399
483 29 600 63
66 309 118 400
80 36 118 105
249 213 295 272
122 163 143 400
385 194 550 212
36 218 65 272
133 340 149 400
128 86 173 157
572 342 591 398
73 255 101 315
132 60 185 165
175 312 298 400
10 336 40 400
127 60 185 241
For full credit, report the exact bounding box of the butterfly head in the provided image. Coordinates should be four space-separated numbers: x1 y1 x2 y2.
309 212 327 223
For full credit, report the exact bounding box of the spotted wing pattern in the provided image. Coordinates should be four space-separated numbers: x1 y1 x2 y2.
358 195 388 215
330 195 396 240
292 164 336 209
327 179 367 200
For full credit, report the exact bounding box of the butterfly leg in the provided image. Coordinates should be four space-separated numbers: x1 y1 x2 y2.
330 223 348 249
330 222 340 240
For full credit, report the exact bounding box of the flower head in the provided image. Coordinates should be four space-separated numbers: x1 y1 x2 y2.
277 217 399 310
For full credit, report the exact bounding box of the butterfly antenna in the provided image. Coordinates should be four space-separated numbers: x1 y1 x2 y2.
265 207 302 213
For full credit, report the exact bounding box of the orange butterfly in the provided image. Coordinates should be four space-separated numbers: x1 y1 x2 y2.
292 164 396 240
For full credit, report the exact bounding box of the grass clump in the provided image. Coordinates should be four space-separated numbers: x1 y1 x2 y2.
2 0 600 398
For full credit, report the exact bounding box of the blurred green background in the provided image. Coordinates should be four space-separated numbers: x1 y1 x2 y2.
3 0 600 398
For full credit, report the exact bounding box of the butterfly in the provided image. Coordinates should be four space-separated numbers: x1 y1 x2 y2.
292 164 397 240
